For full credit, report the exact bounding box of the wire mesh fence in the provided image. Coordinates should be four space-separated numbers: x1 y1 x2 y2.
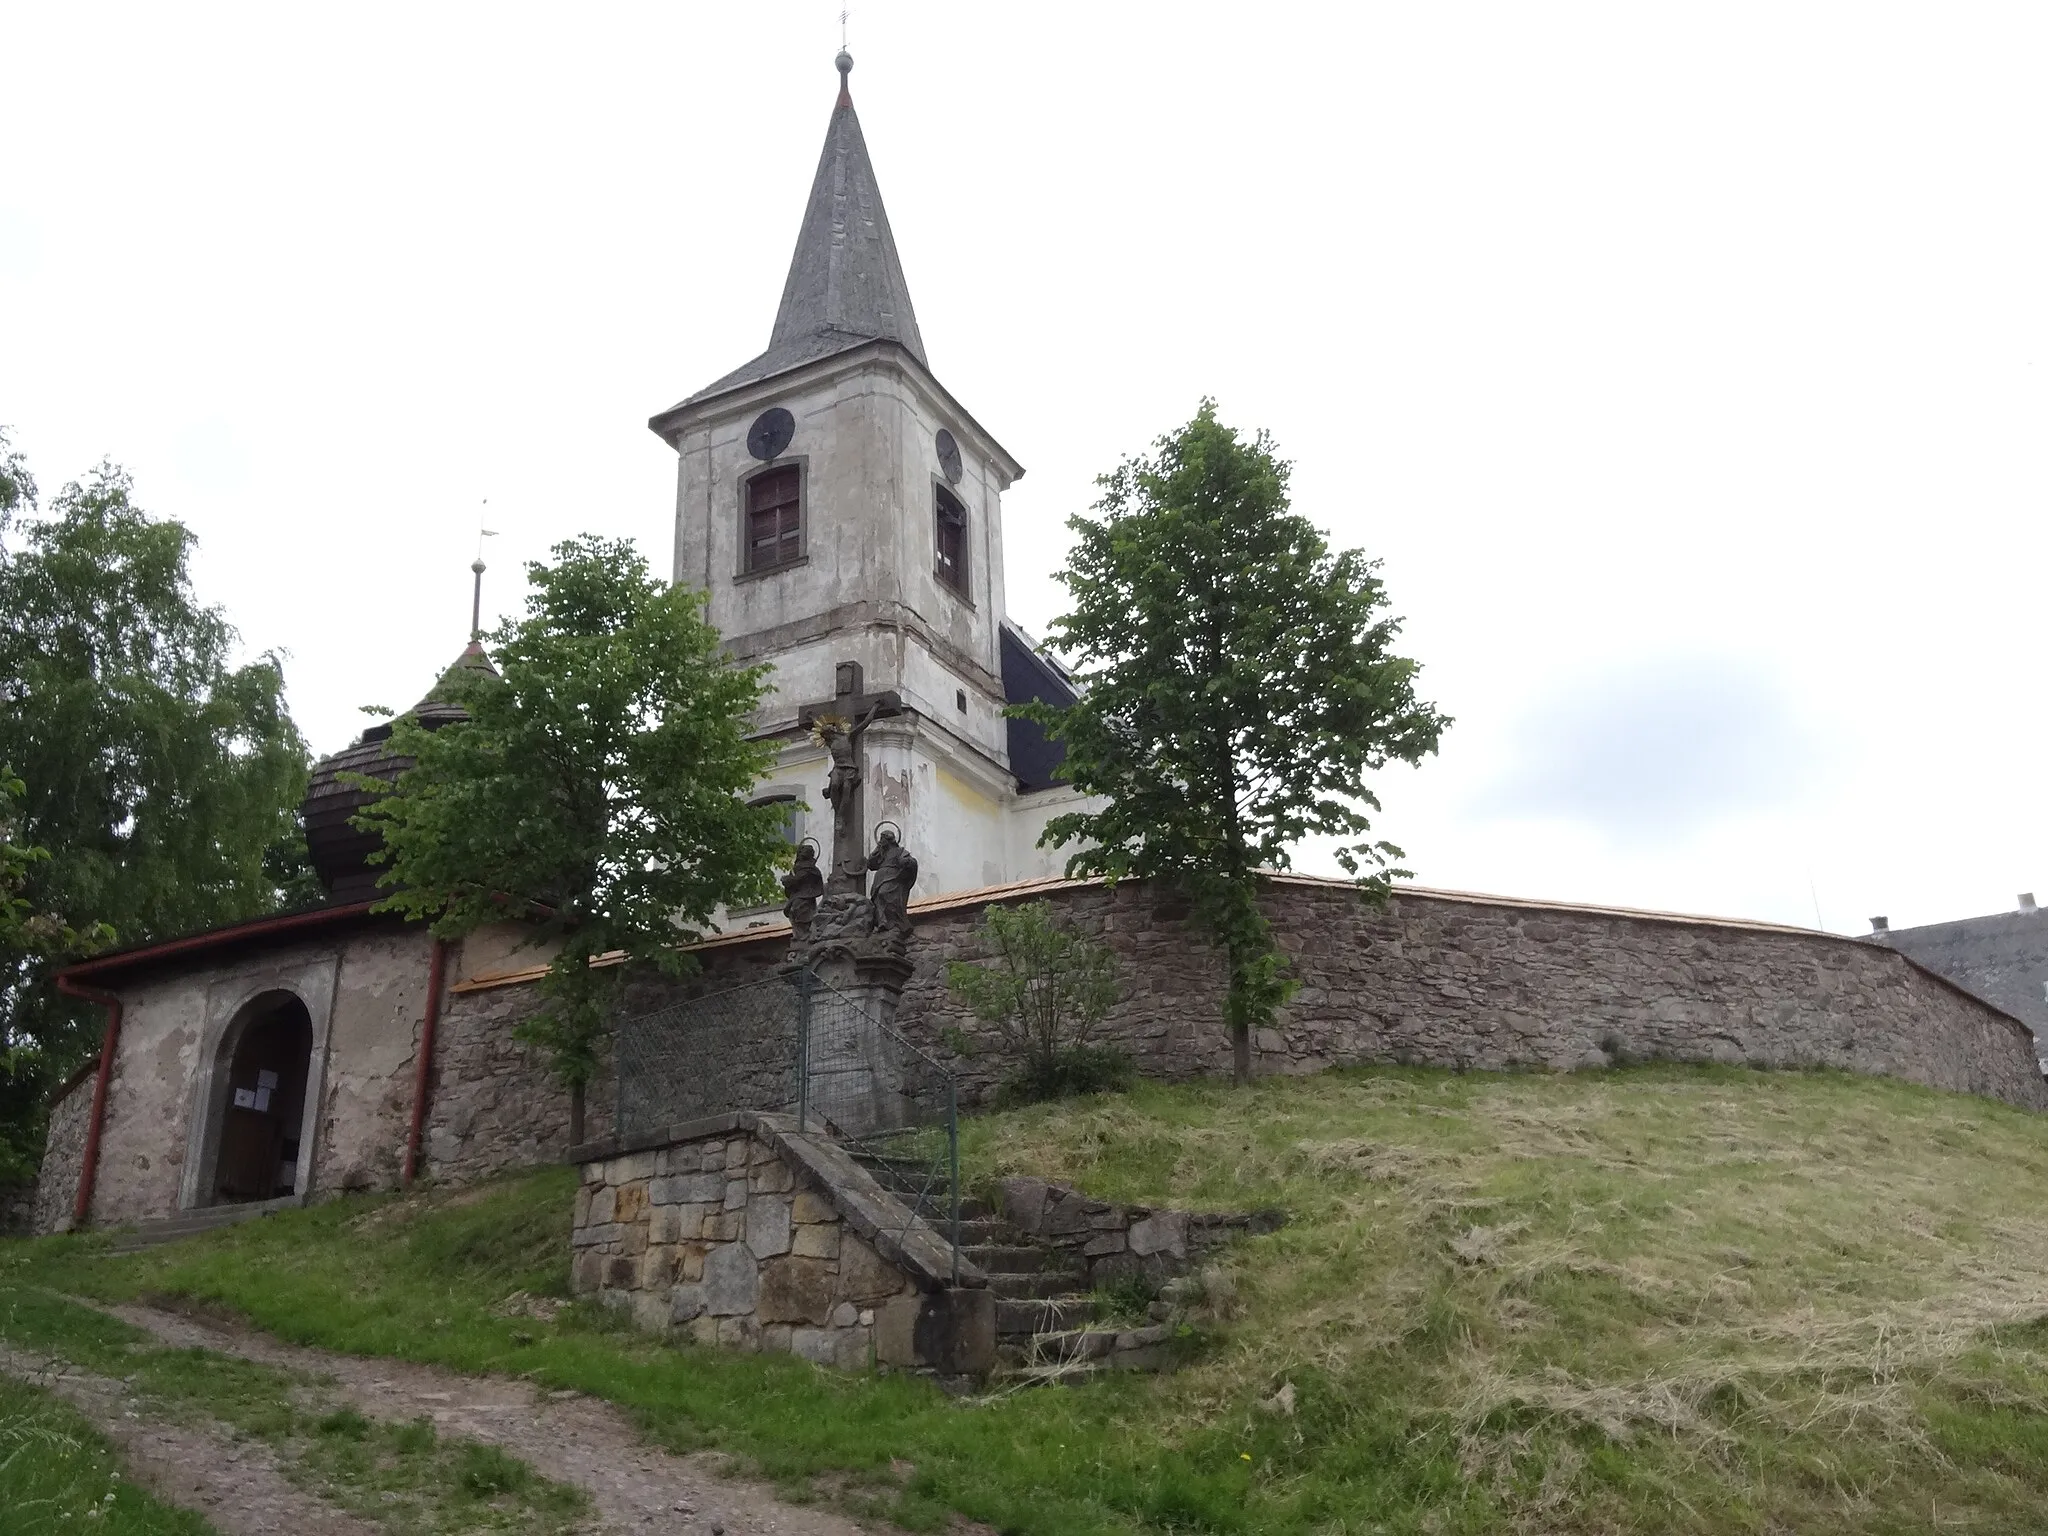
613 966 961 1279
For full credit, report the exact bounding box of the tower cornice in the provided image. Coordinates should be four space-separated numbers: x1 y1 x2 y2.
648 337 1025 488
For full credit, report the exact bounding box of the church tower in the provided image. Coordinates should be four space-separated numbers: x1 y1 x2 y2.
650 52 1083 913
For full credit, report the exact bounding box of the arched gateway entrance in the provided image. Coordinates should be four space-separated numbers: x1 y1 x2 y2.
202 991 314 1205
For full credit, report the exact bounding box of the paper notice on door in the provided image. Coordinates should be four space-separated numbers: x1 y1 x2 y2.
256 1070 279 1090
253 1087 272 1112
233 1088 257 1109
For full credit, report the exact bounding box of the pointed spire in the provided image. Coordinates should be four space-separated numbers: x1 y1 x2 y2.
661 53 926 411
767 48 925 366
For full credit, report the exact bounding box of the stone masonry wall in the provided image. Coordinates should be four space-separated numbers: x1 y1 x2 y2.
572 1111 991 1373
423 982 614 1186
646 878 2048 1112
996 1175 1285 1289
30 1071 94 1234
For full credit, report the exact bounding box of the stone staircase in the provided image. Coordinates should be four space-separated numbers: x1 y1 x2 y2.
853 1152 1174 1383
98 1195 301 1256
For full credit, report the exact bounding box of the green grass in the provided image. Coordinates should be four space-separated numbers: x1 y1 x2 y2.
9 1064 2048 1532
0 1286 586 1533
0 1373 216 1534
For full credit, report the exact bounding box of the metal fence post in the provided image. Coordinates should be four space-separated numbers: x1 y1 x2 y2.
796 965 814 1134
947 1078 961 1286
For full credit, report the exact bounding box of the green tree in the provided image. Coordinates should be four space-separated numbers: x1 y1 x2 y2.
356 536 791 1136
1018 402 1450 1085
0 434 309 1172
944 899 1127 1103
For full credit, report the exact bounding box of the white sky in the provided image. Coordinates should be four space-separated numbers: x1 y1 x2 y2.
3 3 2043 934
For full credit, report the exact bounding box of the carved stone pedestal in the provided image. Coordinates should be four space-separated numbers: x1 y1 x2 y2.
795 910 917 1139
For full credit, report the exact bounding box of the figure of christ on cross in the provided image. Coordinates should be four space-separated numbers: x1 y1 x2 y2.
798 660 904 896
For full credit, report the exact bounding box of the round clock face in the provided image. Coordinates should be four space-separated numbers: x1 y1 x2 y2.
935 427 963 484
747 407 795 462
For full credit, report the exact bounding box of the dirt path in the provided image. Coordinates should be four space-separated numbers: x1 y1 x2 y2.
105 1301 881 1536
0 1343 379 1536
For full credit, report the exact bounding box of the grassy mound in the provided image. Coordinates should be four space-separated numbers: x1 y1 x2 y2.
10 1064 2048 1532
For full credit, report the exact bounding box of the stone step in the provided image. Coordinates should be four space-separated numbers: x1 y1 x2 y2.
951 1217 1017 1246
1001 1327 1120 1365
997 1296 1096 1336
99 1196 300 1255
986 1270 1089 1300
963 1244 1072 1274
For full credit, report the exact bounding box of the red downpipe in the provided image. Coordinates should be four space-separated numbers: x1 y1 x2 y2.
56 977 124 1229
401 938 449 1188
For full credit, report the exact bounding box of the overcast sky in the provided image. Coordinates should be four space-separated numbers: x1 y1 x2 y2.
4 3 2043 934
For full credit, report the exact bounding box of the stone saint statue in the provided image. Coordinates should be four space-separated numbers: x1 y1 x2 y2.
864 828 918 935
780 843 824 940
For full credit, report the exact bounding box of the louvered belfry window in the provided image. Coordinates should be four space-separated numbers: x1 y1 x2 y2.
745 465 802 572
935 483 968 596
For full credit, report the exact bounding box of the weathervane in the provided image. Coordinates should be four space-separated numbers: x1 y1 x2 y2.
471 501 498 641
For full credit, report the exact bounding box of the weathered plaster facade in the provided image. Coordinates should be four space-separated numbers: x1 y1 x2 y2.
32 916 588 1233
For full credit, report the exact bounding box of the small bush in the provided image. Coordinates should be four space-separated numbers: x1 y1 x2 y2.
996 1044 1135 1107
947 899 1126 1104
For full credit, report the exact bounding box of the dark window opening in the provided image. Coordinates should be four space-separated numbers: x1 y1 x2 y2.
955 689 967 713
934 484 968 597
745 465 802 573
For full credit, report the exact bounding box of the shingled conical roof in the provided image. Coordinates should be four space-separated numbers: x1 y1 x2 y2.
668 52 925 409
300 640 499 901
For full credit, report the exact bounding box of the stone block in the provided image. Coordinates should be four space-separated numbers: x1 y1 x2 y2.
749 1160 793 1194
836 1234 904 1303
1129 1211 1188 1259
572 1251 603 1294
1082 1231 1128 1257
573 1186 592 1226
833 1328 872 1372
716 1315 762 1352
702 1243 759 1316
686 1315 720 1347
791 1223 841 1260
725 1138 751 1170
620 1223 647 1257
724 1178 749 1211
614 1150 658 1183
874 1288 996 1375
670 1283 705 1322
629 1291 669 1334
614 1182 650 1224
999 1177 1050 1234
678 1244 705 1281
581 1161 605 1185
762 1323 794 1353
791 1190 836 1224
759 1256 836 1325
586 1186 616 1225
790 1327 839 1365
654 1172 724 1205
747 1195 793 1258
831 1301 859 1328
603 1255 635 1289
